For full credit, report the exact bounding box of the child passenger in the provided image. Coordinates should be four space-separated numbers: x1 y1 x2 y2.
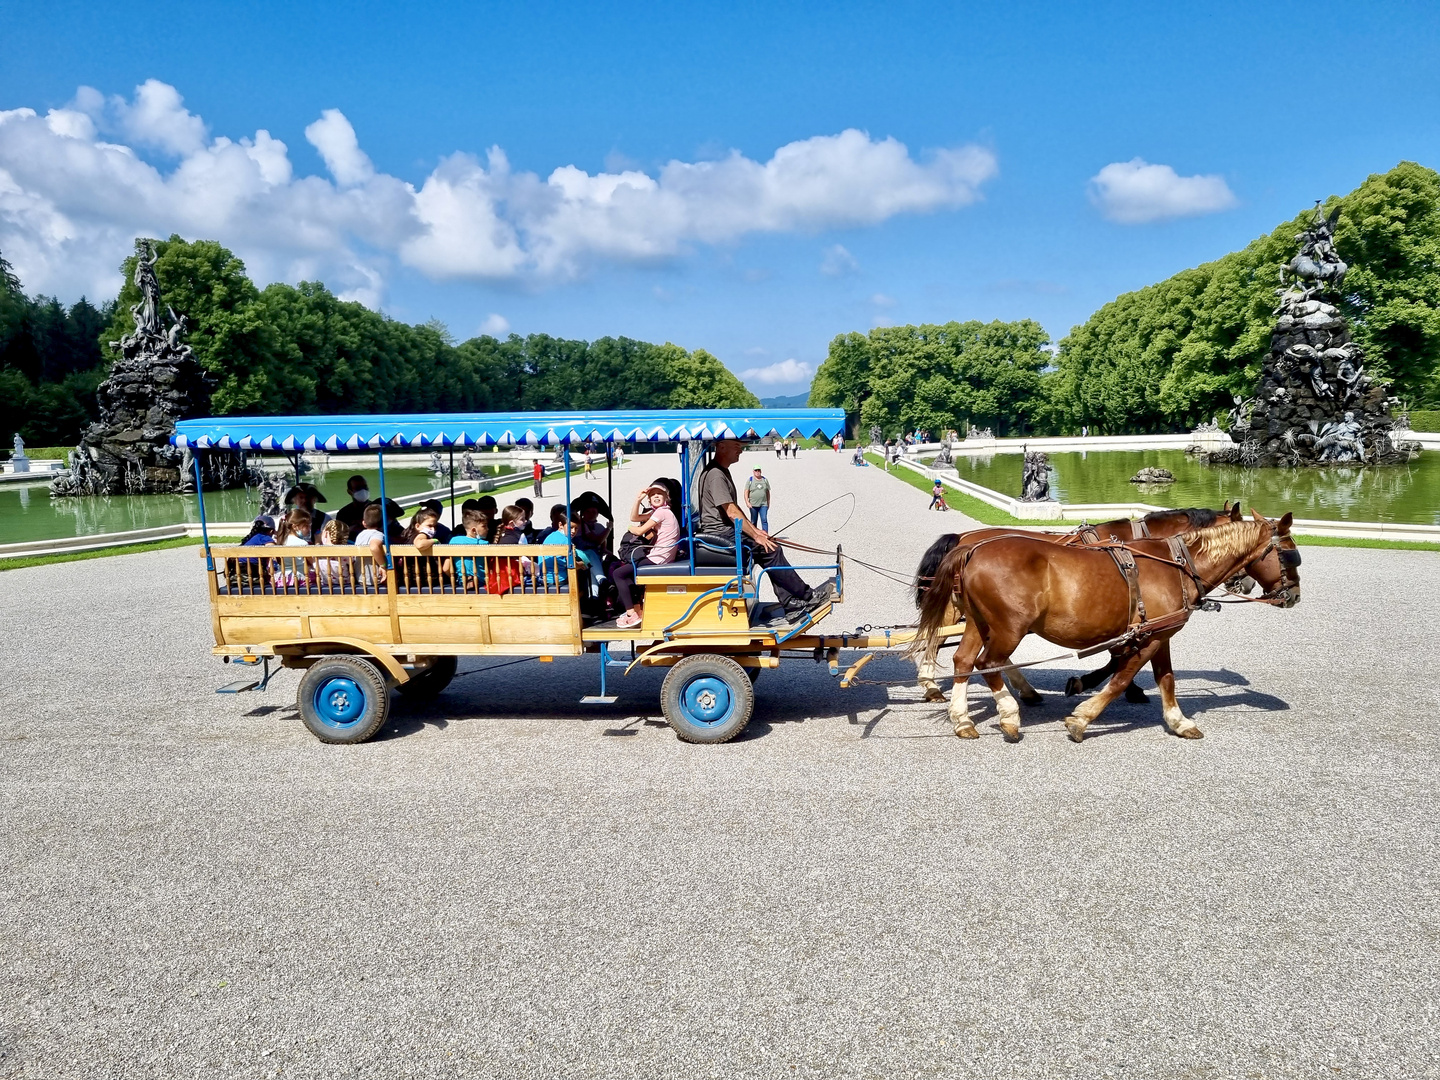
317 518 350 590
272 509 314 588
353 503 389 586
447 509 491 591
612 483 681 629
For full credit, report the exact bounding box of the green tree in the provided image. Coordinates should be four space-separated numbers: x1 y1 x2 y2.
1048 161 1440 432
810 320 1051 437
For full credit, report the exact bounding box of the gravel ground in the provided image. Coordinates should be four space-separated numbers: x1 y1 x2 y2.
1 449 1437 1079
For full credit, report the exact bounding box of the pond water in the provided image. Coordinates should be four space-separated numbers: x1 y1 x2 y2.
0 464 516 545
936 449 1440 525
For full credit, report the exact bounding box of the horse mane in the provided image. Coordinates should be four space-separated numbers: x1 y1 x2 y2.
1178 520 1266 565
1144 506 1218 528
914 533 961 608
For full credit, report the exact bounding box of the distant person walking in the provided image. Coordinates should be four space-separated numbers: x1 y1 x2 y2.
745 466 771 531
532 458 544 497
583 450 593 478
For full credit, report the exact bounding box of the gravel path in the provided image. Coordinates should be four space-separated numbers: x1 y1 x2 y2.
1 449 1436 1079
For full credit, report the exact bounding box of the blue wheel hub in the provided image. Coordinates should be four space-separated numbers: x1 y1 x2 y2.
681 675 734 727
314 676 366 728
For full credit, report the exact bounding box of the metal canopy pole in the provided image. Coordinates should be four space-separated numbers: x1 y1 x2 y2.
448 446 455 528
377 446 392 569
563 444 573 568
192 453 212 570
606 443 614 546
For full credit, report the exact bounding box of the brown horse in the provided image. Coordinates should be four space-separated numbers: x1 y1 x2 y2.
912 511 1300 743
911 504 1245 705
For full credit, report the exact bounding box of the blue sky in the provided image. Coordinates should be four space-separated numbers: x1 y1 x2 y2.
2 0 1438 395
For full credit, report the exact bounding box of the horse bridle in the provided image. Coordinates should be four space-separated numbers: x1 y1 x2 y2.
1255 529 1302 606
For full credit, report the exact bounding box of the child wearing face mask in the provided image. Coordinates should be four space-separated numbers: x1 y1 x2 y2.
401 507 444 590
272 509 315 589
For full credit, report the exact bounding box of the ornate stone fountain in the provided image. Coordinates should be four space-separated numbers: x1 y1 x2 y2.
50 240 261 497
1197 204 1418 468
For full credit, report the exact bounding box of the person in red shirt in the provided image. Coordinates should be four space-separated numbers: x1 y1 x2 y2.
532 457 544 497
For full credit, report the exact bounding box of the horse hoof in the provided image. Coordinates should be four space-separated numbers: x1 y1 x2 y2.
1064 717 1086 743
954 723 980 740
1176 726 1205 740
1020 692 1044 707
1064 676 1083 697
924 687 946 703
1000 722 1021 743
1124 686 1150 704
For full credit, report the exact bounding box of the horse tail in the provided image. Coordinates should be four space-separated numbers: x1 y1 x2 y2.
908 544 969 659
914 533 962 608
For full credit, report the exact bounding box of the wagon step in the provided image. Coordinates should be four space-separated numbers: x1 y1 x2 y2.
216 655 277 694
216 679 261 694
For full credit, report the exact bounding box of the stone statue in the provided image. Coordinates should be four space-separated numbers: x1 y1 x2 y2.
934 441 953 467
1317 411 1366 463
1331 350 1367 403
9 433 29 474
1279 202 1348 304
133 241 161 337
1020 449 1051 502
460 450 481 480
1227 394 1256 432
869 424 883 447
258 472 287 517
428 450 448 479
51 237 259 497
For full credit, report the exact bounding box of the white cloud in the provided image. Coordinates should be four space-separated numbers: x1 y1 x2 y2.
115 79 207 156
870 292 896 307
820 243 859 276
740 358 814 386
0 80 999 302
479 313 510 336
304 109 375 187
1088 158 1237 224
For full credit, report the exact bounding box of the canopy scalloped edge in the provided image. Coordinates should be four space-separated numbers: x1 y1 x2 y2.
171 408 847 450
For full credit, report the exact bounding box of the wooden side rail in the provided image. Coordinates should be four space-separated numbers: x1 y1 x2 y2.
207 544 577 598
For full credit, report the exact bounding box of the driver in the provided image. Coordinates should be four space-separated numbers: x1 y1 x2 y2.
696 439 833 623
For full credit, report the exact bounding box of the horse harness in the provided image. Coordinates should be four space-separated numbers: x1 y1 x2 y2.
1092 534 1211 655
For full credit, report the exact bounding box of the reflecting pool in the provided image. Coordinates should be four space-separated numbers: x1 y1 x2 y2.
935 449 1439 525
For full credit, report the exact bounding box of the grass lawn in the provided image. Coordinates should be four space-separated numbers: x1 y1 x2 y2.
0 535 244 572
1291 534 1440 551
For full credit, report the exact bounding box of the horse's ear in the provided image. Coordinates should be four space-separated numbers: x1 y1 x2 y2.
1229 502 1243 521
1279 512 1293 533
1251 508 1265 522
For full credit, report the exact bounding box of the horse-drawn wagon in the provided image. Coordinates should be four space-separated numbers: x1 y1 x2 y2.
175 409 951 745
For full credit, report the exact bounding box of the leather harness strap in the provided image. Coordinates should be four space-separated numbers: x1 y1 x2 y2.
1132 517 1151 539
1105 544 1146 629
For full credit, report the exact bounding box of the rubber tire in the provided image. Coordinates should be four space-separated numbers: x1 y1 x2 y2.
297 655 391 745
660 654 755 745
396 655 458 700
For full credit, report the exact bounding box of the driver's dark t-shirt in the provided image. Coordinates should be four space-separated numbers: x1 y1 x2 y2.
698 463 739 535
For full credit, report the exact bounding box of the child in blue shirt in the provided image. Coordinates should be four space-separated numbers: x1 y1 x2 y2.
447 508 491 591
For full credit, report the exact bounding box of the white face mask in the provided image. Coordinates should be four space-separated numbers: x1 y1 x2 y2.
352 488 369 502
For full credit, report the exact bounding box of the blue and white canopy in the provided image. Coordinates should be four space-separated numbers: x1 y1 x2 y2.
171 408 847 451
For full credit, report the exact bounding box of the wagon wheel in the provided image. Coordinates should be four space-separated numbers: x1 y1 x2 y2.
297 655 391 744
660 654 755 745
396 655 458 700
